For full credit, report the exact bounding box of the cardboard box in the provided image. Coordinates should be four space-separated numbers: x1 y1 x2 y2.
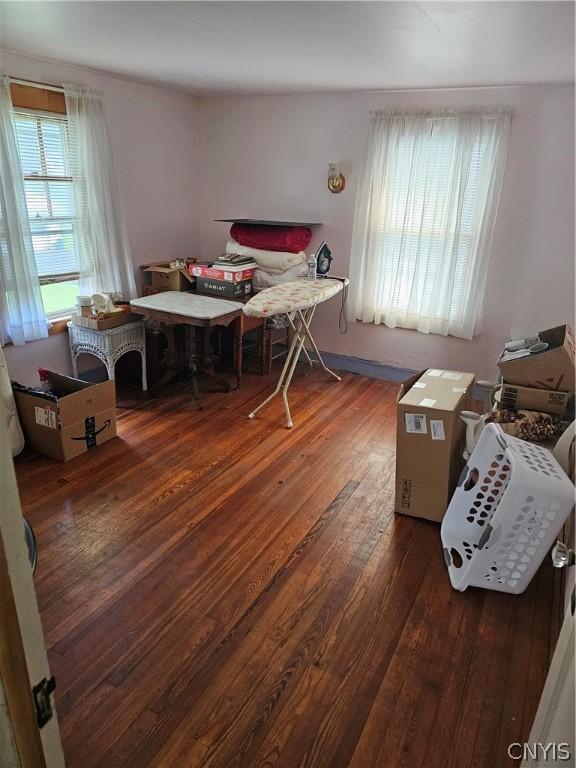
190 265 255 282
14 372 117 462
499 381 573 416
143 264 196 292
395 369 475 523
497 324 575 391
74 312 134 330
196 276 252 299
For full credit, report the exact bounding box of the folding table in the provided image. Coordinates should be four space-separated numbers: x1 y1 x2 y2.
242 278 347 428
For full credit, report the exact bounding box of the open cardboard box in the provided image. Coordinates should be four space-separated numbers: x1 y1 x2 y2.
497 324 575 392
13 371 117 462
395 368 475 523
141 262 196 292
74 311 134 330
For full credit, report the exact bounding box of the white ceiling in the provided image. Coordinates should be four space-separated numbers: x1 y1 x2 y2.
0 1 574 95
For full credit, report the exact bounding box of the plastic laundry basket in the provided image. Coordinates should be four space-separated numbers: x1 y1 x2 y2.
441 423 575 594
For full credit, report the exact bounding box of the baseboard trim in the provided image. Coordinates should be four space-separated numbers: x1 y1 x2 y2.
316 351 484 401
317 351 415 383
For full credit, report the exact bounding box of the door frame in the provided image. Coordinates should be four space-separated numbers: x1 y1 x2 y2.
0 400 65 767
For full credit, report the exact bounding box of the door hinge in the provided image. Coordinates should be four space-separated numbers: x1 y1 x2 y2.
32 676 56 728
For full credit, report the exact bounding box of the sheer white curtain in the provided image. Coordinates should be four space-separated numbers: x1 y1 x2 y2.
64 84 136 299
349 108 511 340
0 74 48 345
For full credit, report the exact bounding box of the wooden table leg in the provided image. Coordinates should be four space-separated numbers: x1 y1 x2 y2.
234 316 243 389
183 327 202 410
199 326 232 393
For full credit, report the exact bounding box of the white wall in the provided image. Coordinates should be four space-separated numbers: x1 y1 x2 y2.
198 85 575 380
1 50 200 384
2 53 573 385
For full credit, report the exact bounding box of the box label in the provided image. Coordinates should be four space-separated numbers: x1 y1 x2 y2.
413 382 426 389
401 479 412 508
430 419 446 441
405 413 427 434
452 387 467 393
428 369 443 377
441 371 462 380
35 406 56 429
419 398 437 407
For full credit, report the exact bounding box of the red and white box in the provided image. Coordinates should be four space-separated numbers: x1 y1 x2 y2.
189 264 255 282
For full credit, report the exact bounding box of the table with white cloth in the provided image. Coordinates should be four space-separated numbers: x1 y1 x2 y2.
242 278 348 428
130 291 243 406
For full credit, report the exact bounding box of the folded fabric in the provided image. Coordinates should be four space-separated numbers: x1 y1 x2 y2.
225 240 306 272
231 224 312 254
253 262 308 291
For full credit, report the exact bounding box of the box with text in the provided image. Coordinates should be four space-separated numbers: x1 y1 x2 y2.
395 368 475 523
14 371 117 462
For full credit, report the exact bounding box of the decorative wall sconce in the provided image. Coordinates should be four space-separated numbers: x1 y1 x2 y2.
327 162 345 194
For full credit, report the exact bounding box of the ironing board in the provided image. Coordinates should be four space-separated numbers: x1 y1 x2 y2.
243 278 347 428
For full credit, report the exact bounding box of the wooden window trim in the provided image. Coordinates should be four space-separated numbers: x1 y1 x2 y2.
9 82 66 114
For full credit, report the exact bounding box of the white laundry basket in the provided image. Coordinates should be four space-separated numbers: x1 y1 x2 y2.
441 423 575 594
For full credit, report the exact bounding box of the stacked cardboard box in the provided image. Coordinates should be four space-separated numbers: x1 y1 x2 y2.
191 263 254 299
394 326 574 526
497 324 575 417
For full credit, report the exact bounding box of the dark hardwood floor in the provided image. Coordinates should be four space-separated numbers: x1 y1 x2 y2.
14 366 554 768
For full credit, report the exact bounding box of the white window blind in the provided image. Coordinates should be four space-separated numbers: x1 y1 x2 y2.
12 110 80 282
349 109 511 340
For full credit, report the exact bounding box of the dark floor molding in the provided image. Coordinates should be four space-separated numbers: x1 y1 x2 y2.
318 350 484 400
318 351 415 383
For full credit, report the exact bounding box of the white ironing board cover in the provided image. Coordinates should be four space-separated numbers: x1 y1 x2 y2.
242 279 343 318
131 291 243 319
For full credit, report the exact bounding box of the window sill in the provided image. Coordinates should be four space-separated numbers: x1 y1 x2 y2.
1 316 71 348
48 316 72 335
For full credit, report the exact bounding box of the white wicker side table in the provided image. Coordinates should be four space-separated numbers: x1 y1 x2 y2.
67 320 147 391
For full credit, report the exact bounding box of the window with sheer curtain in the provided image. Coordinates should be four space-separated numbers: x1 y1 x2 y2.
13 110 80 318
1 77 136 345
349 108 511 340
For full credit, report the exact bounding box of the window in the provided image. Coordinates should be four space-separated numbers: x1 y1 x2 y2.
12 109 80 318
349 110 510 340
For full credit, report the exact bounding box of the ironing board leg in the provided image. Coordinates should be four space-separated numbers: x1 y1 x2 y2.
247 304 340 428
248 311 309 427
279 315 310 428
297 309 342 382
286 313 313 367
248 316 305 423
